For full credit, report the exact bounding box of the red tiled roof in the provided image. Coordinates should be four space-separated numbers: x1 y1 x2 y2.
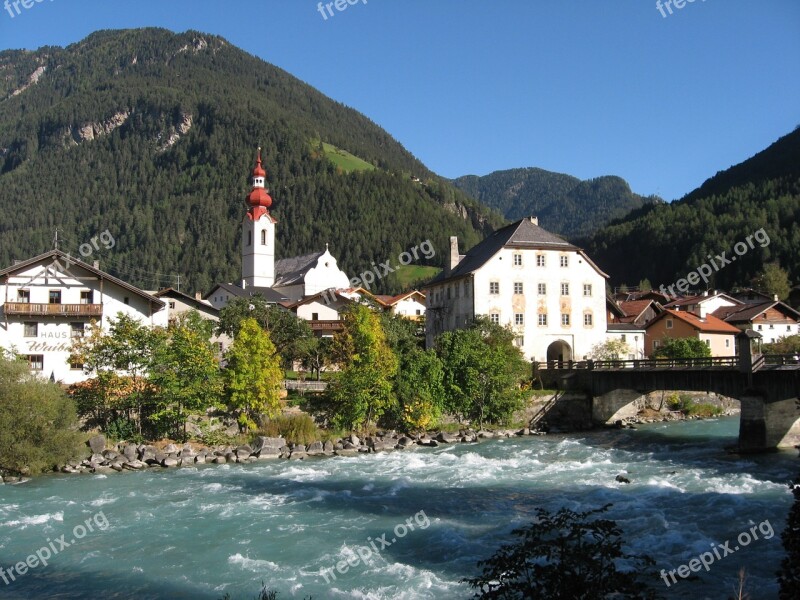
654 309 741 334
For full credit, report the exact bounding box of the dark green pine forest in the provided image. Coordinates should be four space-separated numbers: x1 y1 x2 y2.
580 128 800 290
0 28 505 294
453 169 663 239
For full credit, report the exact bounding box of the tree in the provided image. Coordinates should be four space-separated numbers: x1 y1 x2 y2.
638 278 652 292
327 305 398 431
591 339 633 360
149 312 223 440
437 318 528 428
217 296 313 365
464 504 661 599
0 356 82 476
753 263 791 301
70 313 164 435
224 318 283 432
392 348 445 432
778 475 800 598
763 335 800 355
653 337 712 359
297 335 333 381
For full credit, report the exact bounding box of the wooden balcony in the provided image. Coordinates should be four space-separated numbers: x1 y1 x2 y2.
3 302 103 318
309 319 344 334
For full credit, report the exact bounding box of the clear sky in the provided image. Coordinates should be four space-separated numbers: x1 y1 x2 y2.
1 0 798 201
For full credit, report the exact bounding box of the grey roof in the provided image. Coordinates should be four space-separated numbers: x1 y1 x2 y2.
154 288 220 316
205 282 289 304
431 218 578 285
716 301 800 324
0 249 165 309
273 251 326 287
606 323 645 331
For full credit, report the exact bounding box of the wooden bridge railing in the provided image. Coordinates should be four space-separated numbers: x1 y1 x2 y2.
536 356 740 371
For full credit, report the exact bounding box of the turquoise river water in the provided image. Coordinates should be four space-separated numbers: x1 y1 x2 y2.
0 417 797 599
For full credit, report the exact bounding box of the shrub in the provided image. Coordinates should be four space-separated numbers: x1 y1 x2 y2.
259 413 319 446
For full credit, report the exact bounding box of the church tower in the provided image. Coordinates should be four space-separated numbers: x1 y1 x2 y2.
241 148 277 288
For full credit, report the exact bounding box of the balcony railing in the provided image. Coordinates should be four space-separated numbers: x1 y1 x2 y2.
3 302 103 318
309 320 344 332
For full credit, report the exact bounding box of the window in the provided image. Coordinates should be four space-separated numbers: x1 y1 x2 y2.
561 313 570 326
705 340 710 346
769 324 774 329
514 336 524 347
261 230 267 245
312 312 319 320
168 301 176 310
123 297 130 305
80 290 93 304
536 255 545 267
49 290 61 304
538 314 548 326
17 289 30 303
560 256 569 268
71 322 86 338
416 309 421 316
70 358 84 370
489 282 499 295
27 355 43 371
725 339 730 348
537 283 547 295
247 231 252 246
489 313 500 324
513 282 524 295
561 283 569 296
621 334 627 342
513 254 522 266
583 284 592 297
515 313 524 326
757 324 763 331
788 326 792 331
666 319 673 330
584 313 593 326
24 322 38 337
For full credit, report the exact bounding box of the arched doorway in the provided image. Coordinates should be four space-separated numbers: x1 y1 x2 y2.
547 340 572 365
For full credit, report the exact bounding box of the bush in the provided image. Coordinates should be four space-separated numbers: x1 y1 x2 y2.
463 504 661 599
0 357 83 475
667 394 722 417
259 414 319 446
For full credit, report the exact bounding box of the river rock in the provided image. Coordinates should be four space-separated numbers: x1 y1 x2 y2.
123 460 145 470
397 436 414 448
213 456 227 464
88 434 106 454
194 455 206 465
323 440 334 453
89 453 106 464
161 457 178 468
477 430 494 439
61 465 80 474
335 448 358 457
615 474 631 484
307 441 324 455
348 433 360 446
224 423 240 436
436 432 459 443
109 462 124 472
253 436 286 454
123 444 138 461
92 465 114 474
163 443 179 454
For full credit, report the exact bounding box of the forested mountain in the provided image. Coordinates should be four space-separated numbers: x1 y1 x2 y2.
580 128 800 289
0 28 505 294
453 168 662 239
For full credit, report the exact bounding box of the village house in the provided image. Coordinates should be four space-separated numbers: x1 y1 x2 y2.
152 287 230 354
644 309 740 357
425 217 608 362
713 301 800 344
0 250 167 383
374 290 426 321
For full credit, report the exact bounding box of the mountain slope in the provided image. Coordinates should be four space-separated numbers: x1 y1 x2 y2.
0 28 504 294
452 168 662 239
580 129 800 289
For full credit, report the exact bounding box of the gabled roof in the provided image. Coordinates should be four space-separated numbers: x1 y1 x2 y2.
606 297 627 319
431 218 606 285
665 293 742 309
618 299 662 323
286 288 356 310
204 282 289 304
607 322 646 332
153 287 219 315
0 250 165 309
273 251 326 287
376 290 426 308
648 309 740 334
713 301 800 324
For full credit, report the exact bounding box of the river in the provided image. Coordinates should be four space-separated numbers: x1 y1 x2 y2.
0 416 796 599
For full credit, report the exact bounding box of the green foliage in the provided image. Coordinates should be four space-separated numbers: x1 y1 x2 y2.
778 475 800 598
258 414 319 446
753 262 791 301
310 139 376 173
149 312 224 440
591 339 633 360
0 356 83 475
296 336 333 381
763 335 800 354
389 349 445 432
224 318 283 432
583 129 800 289
454 169 662 239
327 305 398 431
463 504 661 599
437 318 528 428
104 416 141 444
666 393 722 417
653 337 712 359
192 418 237 447
0 29 501 295
218 297 312 365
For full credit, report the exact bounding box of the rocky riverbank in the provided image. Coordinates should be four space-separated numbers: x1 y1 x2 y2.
44 428 546 478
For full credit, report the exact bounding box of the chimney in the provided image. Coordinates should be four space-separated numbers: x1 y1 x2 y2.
530 216 539 226
195 292 202 301
93 260 100 269
774 294 779 302
446 236 461 276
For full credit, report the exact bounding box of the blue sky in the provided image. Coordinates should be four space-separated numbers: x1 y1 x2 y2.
1 0 798 201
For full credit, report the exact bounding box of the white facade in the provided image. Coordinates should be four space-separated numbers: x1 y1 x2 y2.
426 219 608 362
242 212 276 288
287 248 350 299
605 328 647 360
0 252 166 384
390 293 426 321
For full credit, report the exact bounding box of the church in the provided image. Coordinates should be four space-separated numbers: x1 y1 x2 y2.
205 149 351 309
